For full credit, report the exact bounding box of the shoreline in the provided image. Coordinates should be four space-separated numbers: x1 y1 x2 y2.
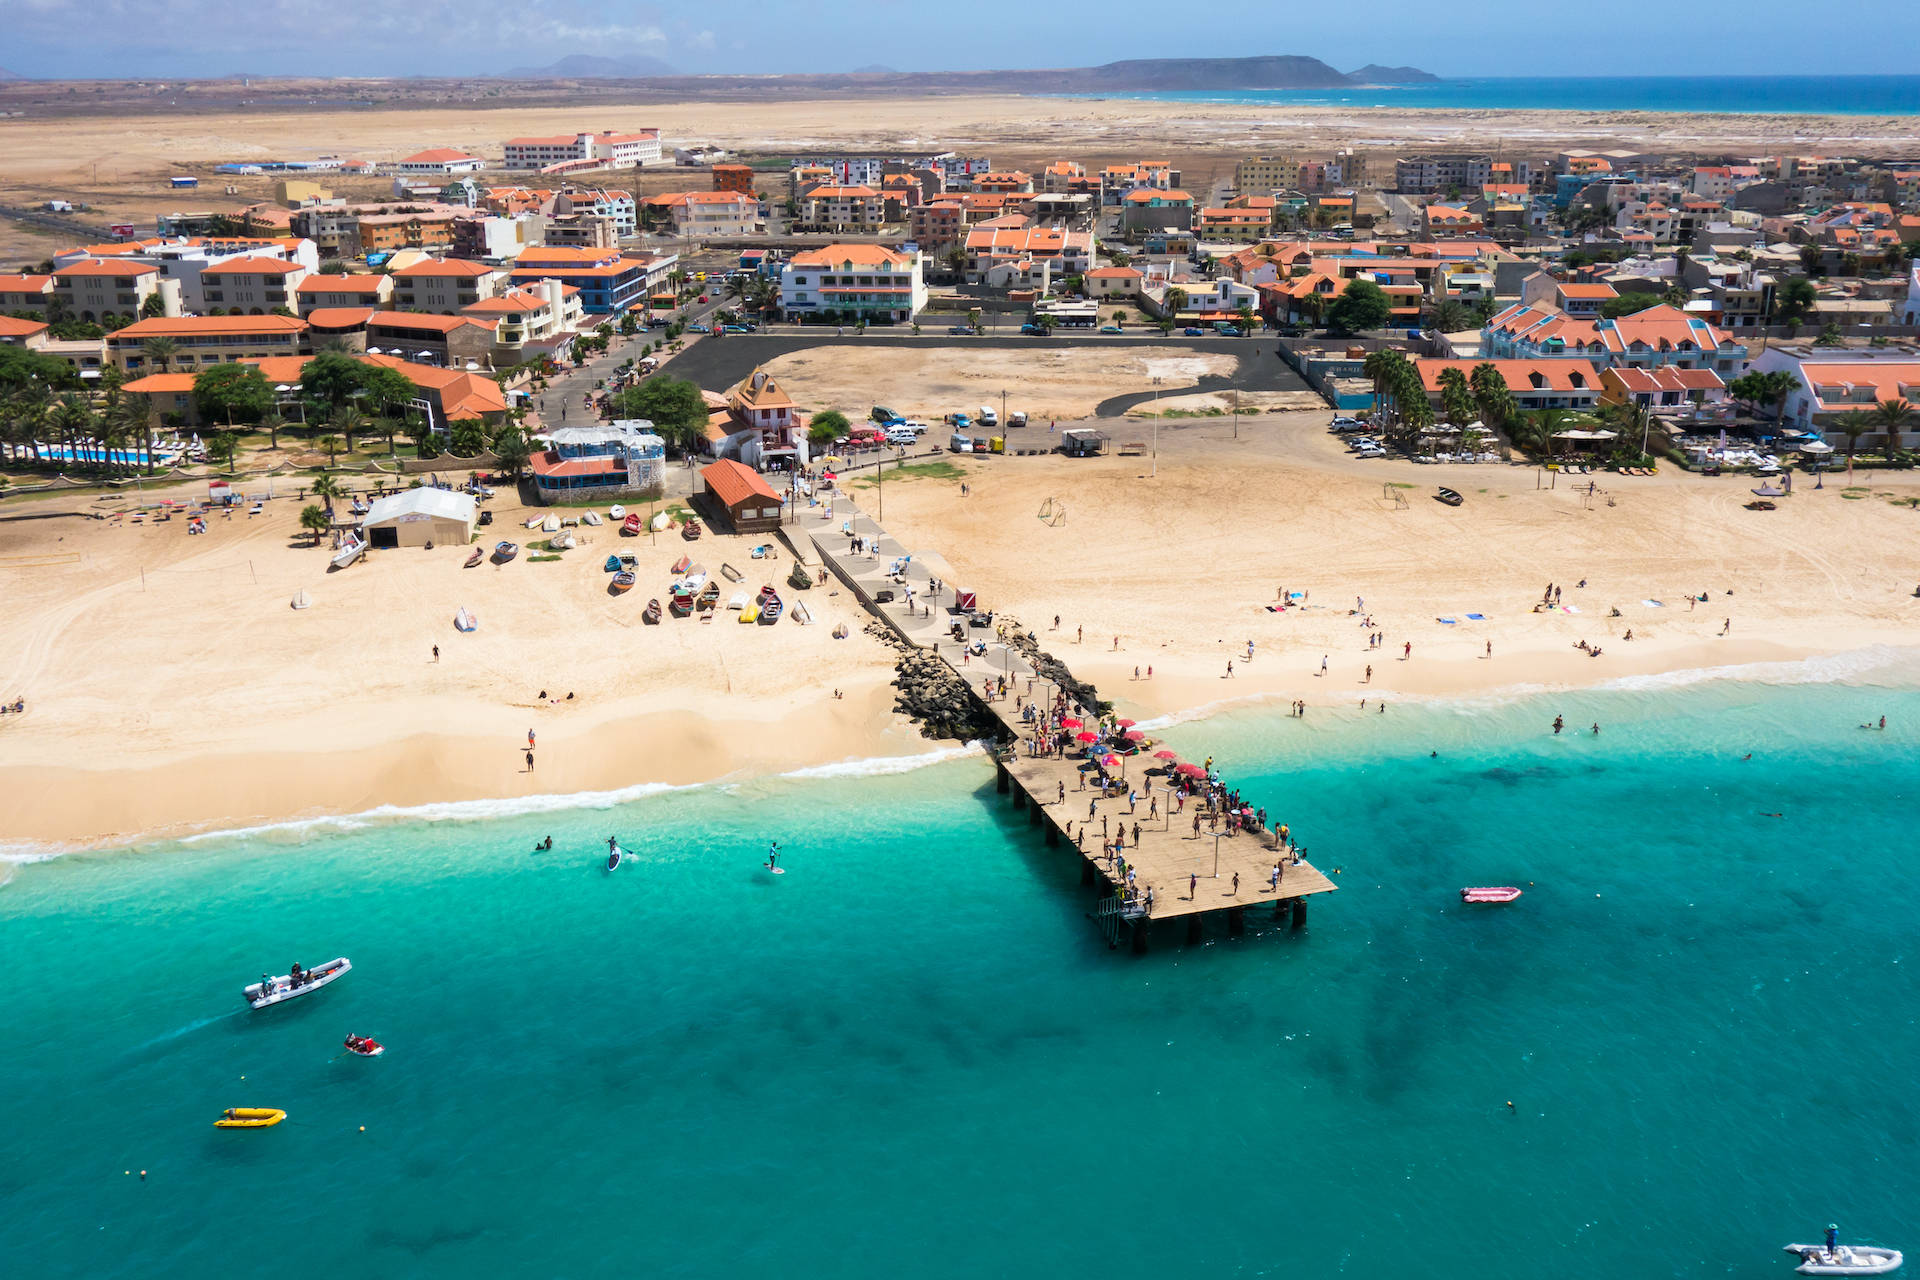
6 639 1910 861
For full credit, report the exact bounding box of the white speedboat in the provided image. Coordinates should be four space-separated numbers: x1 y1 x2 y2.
244 957 351 1010
329 538 365 571
1786 1241 1904 1275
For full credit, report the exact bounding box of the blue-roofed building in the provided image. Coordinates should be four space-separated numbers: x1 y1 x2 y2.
509 247 651 314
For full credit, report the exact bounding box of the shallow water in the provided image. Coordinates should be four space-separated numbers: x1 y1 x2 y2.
4 668 1915 1277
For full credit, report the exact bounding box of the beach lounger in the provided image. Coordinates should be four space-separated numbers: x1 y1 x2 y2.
1466 613 1487 621
1641 599 1664 608
1562 604 1581 614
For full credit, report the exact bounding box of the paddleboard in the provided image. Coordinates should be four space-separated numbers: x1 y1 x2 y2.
764 863 785 875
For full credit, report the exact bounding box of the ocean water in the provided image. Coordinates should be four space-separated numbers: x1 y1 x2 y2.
4 662 1918 1278
1058 75 1920 117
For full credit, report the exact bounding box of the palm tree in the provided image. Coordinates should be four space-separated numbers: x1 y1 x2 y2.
258 411 285 453
1362 349 1403 419
7 384 52 463
315 434 343 466
1838 418 1870 469
310 473 343 514
1436 367 1475 425
48 393 96 468
1429 298 1471 333
1163 287 1188 320
113 394 158 476
328 403 358 456
141 336 178 375
1869 398 1915 454
299 504 331 545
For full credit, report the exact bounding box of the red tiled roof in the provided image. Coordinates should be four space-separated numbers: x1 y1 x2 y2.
200 256 305 276
297 274 388 294
56 260 159 277
0 315 50 337
702 459 778 508
305 307 377 328
112 315 307 339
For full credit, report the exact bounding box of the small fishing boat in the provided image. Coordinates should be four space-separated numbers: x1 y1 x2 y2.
671 554 691 574
721 562 744 582
739 603 760 623
727 590 749 611
492 541 518 563
750 543 777 559
551 532 577 551
759 590 783 625
609 504 626 520
244 957 351 1010
787 563 813 591
669 588 695 617
215 1108 286 1129
454 606 477 632
755 584 777 606
651 511 672 532
792 599 814 626
465 547 485 568
1460 886 1521 903
344 1035 385 1058
621 513 642 536
642 597 662 624
524 516 544 530
604 554 622 573
1785 1239 1904 1275
697 581 721 611
290 590 311 610
581 510 603 527
682 518 702 541
1435 486 1464 506
541 513 561 534
611 571 636 594
329 537 365 571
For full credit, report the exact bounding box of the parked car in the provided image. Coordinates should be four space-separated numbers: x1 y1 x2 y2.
1331 416 1365 430
1182 326 1206 336
1019 322 1049 336
1006 410 1027 428
1215 324 1243 337
722 323 757 334
885 426 920 446
871 406 904 426
900 420 930 435
949 432 975 453
947 324 976 335
948 412 972 429
1099 324 1123 334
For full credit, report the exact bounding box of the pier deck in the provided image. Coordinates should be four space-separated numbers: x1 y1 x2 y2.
802 494 1335 931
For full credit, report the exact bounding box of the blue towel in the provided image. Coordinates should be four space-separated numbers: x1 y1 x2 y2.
1437 616 1458 625
1466 613 1487 621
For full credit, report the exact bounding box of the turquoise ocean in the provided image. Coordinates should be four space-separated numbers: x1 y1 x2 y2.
4 652 1918 1278
1057 75 1920 116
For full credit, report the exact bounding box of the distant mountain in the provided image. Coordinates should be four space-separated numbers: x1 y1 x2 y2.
0 67 29 81
1068 56 1353 90
1346 64 1440 84
500 53 679 79
851 64 900 75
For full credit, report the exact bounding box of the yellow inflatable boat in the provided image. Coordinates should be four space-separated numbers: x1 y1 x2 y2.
214 1108 286 1129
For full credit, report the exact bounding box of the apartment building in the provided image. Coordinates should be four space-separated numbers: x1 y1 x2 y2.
1484 302 1747 374
779 244 925 324
643 191 761 237
197 257 309 313
463 280 583 361
398 149 486 176
107 314 308 372
962 225 1094 284
1119 189 1196 233
910 201 967 254
712 163 756 194
795 185 886 232
52 261 180 324
1198 207 1272 242
509 247 650 313
0 273 57 315
1235 156 1301 195
1394 155 1496 195
364 311 497 367
357 209 461 253
1747 342 1920 444
390 258 509 313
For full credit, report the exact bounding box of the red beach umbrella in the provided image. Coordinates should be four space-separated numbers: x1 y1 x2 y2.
1153 749 1179 760
1123 730 1145 742
1175 762 1206 777
1074 731 1099 743
1060 717 1083 729
1115 718 1137 728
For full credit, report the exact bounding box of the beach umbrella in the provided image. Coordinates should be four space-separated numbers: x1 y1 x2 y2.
1074 731 1099 743
1115 718 1137 728
1175 762 1205 777
1100 754 1121 767
1153 749 1179 760
1123 730 1145 742
1060 717 1083 729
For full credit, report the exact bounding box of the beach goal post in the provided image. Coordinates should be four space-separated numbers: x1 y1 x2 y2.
1037 497 1065 526
1383 482 1408 510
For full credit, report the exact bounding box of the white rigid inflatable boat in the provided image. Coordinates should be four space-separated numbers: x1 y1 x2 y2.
1785 1242 1904 1275
244 957 351 1010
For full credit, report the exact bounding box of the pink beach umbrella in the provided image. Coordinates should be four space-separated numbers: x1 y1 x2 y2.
1123 730 1146 742
1074 731 1100 743
1115 718 1137 728
1175 762 1206 777
1153 749 1179 760
1060 717 1083 729
1100 754 1121 767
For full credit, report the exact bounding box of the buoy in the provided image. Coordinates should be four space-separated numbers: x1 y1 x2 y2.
359 1126 365 1132
140 1171 147 1180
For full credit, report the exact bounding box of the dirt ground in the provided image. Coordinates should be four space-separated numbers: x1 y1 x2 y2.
757 345 1242 422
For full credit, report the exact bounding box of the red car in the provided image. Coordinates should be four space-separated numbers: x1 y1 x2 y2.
698 294 708 303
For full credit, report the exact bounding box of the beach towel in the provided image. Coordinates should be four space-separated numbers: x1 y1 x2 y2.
1641 599 1664 608
1465 613 1487 621
1437 616 1458 625
1562 604 1581 614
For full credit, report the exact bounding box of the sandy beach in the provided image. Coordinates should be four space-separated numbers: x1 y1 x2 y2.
6 412 1918 847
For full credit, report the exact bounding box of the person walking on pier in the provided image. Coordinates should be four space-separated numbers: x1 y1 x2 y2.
1057 781 1065 805
1132 821 1141 847
1189 872 1198 900
1232 872 1239 895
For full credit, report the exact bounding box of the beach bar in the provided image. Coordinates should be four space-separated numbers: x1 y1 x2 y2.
359 488 477 548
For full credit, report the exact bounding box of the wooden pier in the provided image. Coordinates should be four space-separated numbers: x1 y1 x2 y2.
799 496 1336 950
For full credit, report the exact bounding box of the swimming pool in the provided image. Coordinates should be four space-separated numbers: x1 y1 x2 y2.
31 444 181 467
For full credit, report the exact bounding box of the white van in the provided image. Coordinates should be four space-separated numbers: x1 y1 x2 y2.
977 405 998 427
885 425 919 446
949 432 975 453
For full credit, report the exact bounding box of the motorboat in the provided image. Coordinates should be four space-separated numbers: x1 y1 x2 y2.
540 513 561 534
215 1108 286 1129
739 603 760 623
454 607 477 632
608 504 625 520
1461 886 1521 903
750 543 777 559
329 537 365 571
788 563 814 591
611 571 636 594
1785 1239 1903 1275
727 590 749 611
244 957 351 1010
465 547 485 568
492 541 518 563
344 1035 384 1058
604 554 622 573
642 598 662 624
581 510 603 527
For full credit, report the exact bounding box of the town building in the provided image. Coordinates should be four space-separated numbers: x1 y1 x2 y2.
295 273 394 315
962 225 1094 285
197 256 309 313
359 488 478 549
778 245 925 325
530 422 667 503
363 312 497 368
398 149 486 176
1745 341 1920 446
697 459 784 535
642 191 761 237
52 261 180 325
795 185 886 232
1597 365 1729 418
107 313 307 372
0 273 57 316
1119 189 1196 234
1414 358 1605 413
1085 266 1144 300
463 282 583 362
701 369 812 468
1482 302 1747 373
0 316 51 348
508 247 650 313
390 258 509 313
712 163 756 194
502 129 661 171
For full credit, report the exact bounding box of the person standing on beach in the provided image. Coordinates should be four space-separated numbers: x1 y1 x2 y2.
433 645 440 662
528 728 536 749
1189 872 1198 900
1365 664 1372 683
1403 641 1412 660
1231 872 1239 895
1226 661 1234 678
525 749 535 772
1320 655 1328 676
1486 640 1492 659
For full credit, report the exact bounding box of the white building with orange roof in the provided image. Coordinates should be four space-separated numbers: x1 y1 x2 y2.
503 129 662 171
198 256 310 314
389 258 510 314
0 273 56 316
52 260 180 325
106 313 306 372
779 244 924 324
1747 340 1920 446
641 191 761 237
295 273 394 316
796 185 885 232
398 148 486 176
463 281 583 360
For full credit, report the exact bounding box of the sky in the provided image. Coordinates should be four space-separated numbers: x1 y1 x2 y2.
7 0 1920 79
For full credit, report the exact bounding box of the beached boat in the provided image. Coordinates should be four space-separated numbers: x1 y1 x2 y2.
608 504 625 520
329 537 365 571
621 513 642 536
524 516 544 530
1785 1241 1904 1275
611 571 636 594
581 510 603 527
215 1108 286 1129
290 590 311 610
671 554 691 574
739 603 760 623
698 581 721 611
1435 487 1464 506
759 590 783 625
454 607 477 632
727 590 749 611
750 543 776 559
244 957 351 1010
669 588 695 617
792 600 814 626
788 563 814 591
1461 886 1521 903
344 1035 384 1058
642 598 662 624
604 554 622 573
541 513 561 533
465 547 485 568
651 512 672 532
551 532 576 550
682 518 702 541
721 562 744 582
492 541 518 563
